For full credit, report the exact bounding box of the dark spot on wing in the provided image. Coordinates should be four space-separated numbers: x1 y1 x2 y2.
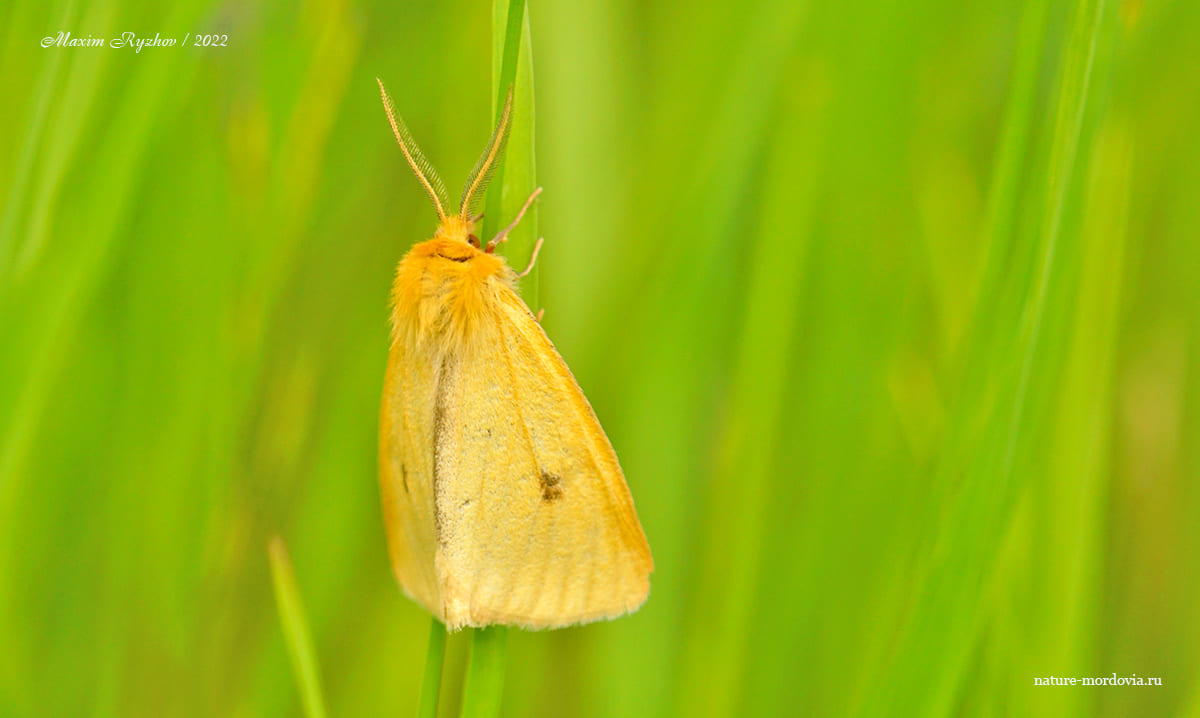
539 471 564 503
461 498 471 508
434 252 470 263
401 462 409 494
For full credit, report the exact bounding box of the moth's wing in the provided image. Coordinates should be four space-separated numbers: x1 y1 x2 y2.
379 332 444 619
434 287 653 629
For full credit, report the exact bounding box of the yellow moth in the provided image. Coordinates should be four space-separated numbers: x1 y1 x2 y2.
375 79 652 630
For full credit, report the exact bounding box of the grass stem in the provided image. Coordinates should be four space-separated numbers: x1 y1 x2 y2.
268 538 329 718
459 627 508 718
481 0 530 246
416 618 447 718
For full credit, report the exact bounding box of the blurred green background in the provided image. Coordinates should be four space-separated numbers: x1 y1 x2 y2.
2 0 1199 715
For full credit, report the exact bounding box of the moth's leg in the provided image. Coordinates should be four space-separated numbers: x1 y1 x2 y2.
516 237 544 278
486 187 543 253
535 308 545 323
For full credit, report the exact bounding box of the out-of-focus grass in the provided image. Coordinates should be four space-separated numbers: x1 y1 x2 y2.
1 0 1198 717
269 538 328 718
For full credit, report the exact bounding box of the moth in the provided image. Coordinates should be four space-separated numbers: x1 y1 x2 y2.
376 79 652 629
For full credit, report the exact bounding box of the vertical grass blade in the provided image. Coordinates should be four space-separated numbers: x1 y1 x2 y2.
485 0 538 305
492 0 527 113
268 538 329 718
460 626 509 718
417 618 447 718
455 3 530 711
961 0 1051 379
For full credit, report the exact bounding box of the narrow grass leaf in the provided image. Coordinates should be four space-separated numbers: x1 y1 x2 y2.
460 627 509 718
417 618 447 718
269 537 329 718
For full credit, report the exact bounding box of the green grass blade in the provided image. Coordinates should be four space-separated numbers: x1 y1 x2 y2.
268 538 329 718
485 0 538 307
453 4 530 714
493 0 526 114
417 619 447 718
960 0 1051 381
459 627 508 718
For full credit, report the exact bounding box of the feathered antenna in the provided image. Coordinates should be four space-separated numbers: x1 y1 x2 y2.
377 78 450 221
459 86 514 219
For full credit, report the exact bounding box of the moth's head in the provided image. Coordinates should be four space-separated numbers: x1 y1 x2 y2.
434 214 477 245
377 78 512 246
